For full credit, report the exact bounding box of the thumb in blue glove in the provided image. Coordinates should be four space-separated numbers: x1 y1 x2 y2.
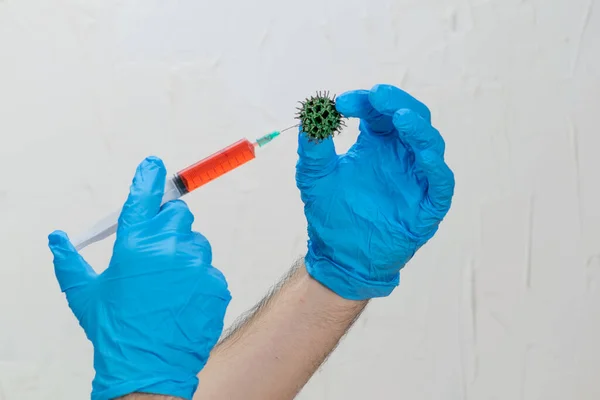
296 84 455 300
49 156 231 400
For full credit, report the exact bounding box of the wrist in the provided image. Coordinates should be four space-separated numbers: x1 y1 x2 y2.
92 377 197 400
91 355 199 400
297 261 368 311
292 261 369 330
304 247 399 301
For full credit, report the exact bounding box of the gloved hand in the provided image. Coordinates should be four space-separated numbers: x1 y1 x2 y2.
296 84 455 300
48 156 231 400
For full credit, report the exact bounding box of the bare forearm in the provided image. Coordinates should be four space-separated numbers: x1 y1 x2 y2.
195 259 368 400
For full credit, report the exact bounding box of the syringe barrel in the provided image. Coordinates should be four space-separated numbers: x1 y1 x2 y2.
72 138 259 251
175 138 257 193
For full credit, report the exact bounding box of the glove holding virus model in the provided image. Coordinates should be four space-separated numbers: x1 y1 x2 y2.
295 84 455 301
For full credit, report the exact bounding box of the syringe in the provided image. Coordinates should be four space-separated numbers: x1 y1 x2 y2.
71 125 297 251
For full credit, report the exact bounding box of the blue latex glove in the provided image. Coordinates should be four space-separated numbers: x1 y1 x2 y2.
296 84 455 300
48 156 231 400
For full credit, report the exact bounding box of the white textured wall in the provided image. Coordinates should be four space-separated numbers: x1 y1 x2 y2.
0 0 598 399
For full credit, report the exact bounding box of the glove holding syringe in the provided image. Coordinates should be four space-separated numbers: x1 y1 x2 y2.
71 125 297 251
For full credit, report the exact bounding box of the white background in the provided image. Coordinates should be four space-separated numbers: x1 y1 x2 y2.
0 0 598 398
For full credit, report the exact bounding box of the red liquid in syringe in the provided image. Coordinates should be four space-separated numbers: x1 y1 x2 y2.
174 139 257 193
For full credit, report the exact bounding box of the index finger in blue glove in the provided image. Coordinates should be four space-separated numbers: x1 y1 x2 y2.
369 84 431 123
156 199 195 233
392 108 446 157
336 89 395 135
48 230 97 293
392 109 454 217
417 150 455 228
335 85 432 136
185 231 213 266
119 156 167 229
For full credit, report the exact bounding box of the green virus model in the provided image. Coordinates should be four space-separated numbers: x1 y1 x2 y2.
296 91 345 142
